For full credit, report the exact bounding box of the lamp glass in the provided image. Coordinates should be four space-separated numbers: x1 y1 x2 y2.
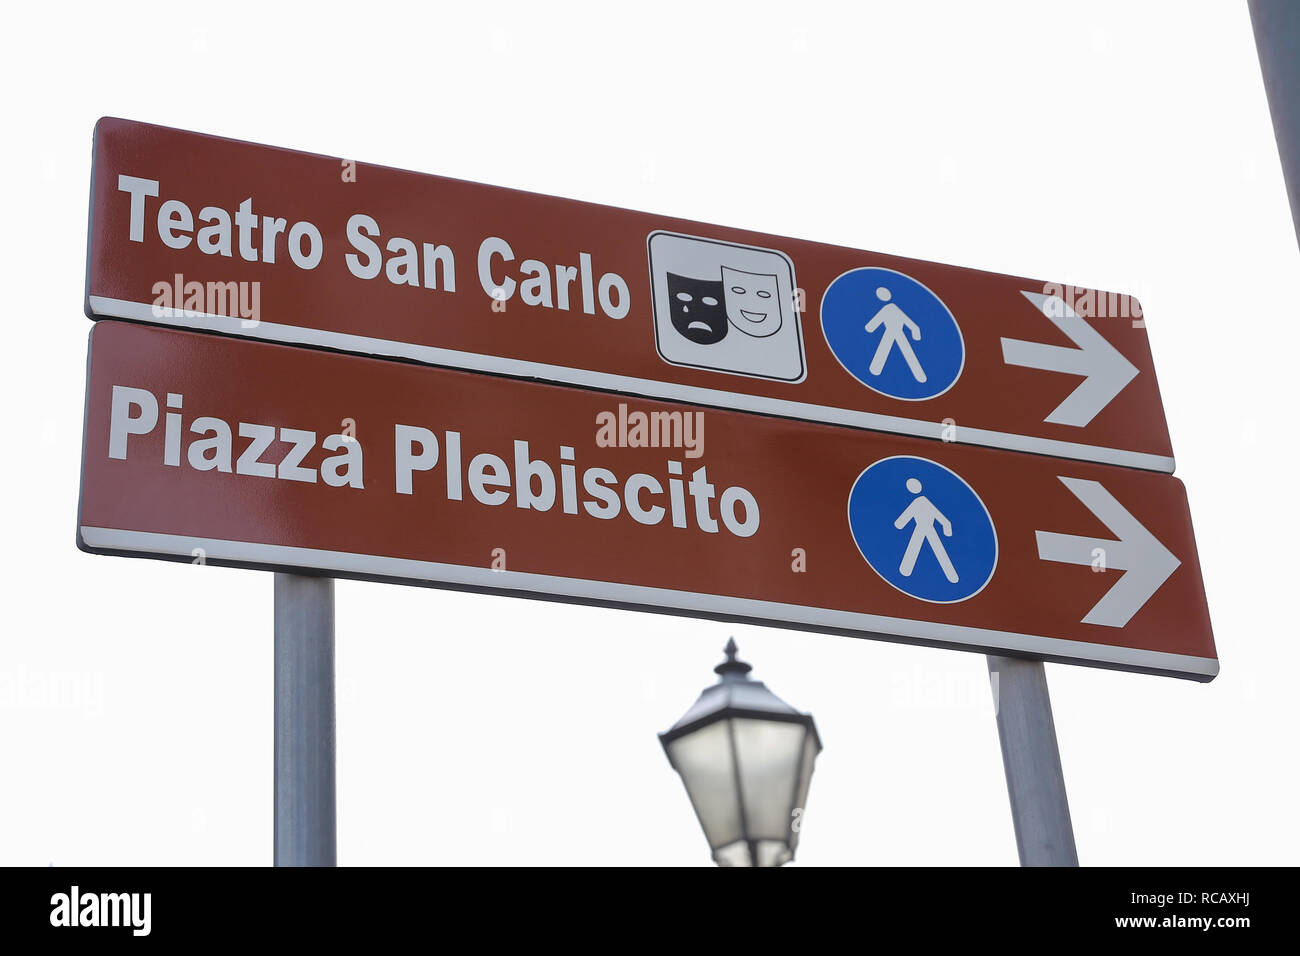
664 721 743 851
733 717 808 840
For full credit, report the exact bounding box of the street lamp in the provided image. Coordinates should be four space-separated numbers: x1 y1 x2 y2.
659 639 822 867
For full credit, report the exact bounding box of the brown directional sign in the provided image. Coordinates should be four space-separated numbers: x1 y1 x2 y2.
86 117 1175 472
78 322 1216 680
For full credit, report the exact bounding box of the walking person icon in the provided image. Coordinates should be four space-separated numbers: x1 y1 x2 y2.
848 456 998 603
822 267 965 400
866 288 927 383
894 477 958 582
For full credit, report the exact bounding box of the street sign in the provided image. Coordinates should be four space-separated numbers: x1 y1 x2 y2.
78 321 1216 680
86 118 1175 473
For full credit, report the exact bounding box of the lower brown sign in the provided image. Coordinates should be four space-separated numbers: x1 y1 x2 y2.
78 321 1216 679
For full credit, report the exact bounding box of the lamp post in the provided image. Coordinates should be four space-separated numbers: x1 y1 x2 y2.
659 639 822 867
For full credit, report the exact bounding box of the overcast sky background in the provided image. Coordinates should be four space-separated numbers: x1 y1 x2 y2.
2 1 1296 866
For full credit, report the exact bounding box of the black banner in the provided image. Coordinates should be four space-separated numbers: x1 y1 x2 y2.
0 866 1276 942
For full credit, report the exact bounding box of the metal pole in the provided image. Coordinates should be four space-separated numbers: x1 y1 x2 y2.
1250 0 1300 249
274 573 337 866
986 656 1078 867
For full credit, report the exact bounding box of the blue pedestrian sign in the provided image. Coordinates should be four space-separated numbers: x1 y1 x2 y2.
821 267 965 400
847 456 998 603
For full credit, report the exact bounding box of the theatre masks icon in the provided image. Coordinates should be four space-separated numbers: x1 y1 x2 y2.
649 232 805 382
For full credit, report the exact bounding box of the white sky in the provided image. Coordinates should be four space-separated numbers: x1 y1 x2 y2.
2 0 1296 866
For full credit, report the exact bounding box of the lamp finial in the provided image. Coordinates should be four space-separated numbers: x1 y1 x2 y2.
714 638 753 679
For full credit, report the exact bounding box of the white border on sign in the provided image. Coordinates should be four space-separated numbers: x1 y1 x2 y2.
79 526 1217 681
87 295 1177 473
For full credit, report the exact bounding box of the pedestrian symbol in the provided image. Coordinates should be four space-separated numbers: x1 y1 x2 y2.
847 456 997 603
895 476 958 582
822 267 965 400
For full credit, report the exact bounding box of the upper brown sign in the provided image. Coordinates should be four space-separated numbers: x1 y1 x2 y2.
86 117 1175 471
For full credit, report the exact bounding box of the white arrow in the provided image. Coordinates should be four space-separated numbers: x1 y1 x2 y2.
1001 291 1138 427
1036 476 1180 628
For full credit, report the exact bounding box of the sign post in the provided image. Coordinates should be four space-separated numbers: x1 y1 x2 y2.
273 573 336 867
988 656 1078 866
1251 0 1300 248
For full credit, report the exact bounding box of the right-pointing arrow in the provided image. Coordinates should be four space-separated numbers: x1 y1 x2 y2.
1002 291 1139 427
1036 476 1180 628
